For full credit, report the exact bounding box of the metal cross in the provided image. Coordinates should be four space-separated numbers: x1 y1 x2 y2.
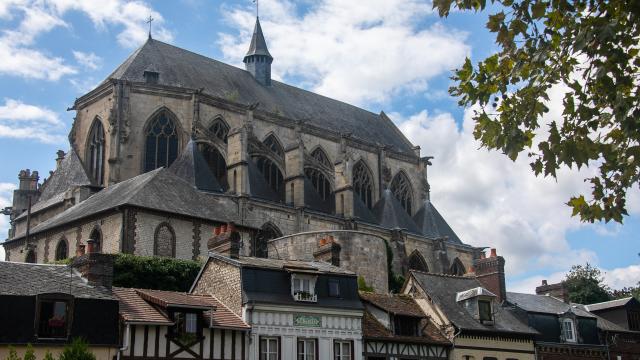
146 15 154 38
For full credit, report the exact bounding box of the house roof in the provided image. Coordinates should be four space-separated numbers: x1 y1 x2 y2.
362 311 450 345
202 295 251 330
98 37 415 155
212 253 356 276
572 304 638 334
412 200 463 244
9 168 241 241
359 292 425 318
0 261 114 300
585 297 640 312
112 287 173 325
135 288 215 309
410 271 537 335
506 292 595 318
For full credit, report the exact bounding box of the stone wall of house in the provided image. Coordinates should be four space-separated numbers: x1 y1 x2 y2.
268 230 389 293
191 258 243 316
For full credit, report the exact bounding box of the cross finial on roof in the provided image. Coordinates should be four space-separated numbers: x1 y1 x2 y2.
146 15 154 39
253 0 259 18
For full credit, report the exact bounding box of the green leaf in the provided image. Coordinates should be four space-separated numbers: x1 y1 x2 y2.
531 1 547 19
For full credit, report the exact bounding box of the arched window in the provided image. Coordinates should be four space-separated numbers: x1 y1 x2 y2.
353 160 374 209
154 223 176 257
254 223 282 258
305 168 331 200
87 118 105 185
450 258 466 276
55 238 68 261
263 134 284 158
254 156 284 198
311 147 331 167
89 227 102 253
197 143 228 190
390 172 414 214
144 110 179 172
210 117 229 143
408 250 429 272
25 250 36 263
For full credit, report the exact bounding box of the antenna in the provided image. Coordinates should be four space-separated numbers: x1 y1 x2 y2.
146 15 154 38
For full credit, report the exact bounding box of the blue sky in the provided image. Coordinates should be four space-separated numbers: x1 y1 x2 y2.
0 0 637 292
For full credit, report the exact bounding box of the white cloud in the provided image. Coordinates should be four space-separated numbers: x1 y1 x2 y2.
218 0 470 106
0 0 172 81
0 182 16 261
0 98 66 143
72 51 101 70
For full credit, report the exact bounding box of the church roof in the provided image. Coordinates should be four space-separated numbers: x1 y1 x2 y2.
9 168 240 241
168 139 224 192
371 189 420 233
244 17 272 59
99 38 415 155
38 148 92 202
413 200 463 244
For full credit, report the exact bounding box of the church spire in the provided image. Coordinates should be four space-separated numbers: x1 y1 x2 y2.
243 17 273 86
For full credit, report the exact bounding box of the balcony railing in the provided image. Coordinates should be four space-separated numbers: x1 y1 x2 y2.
293 291 317 302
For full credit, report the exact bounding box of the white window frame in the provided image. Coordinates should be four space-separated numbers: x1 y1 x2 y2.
291 274 317 302
333 340 352 360
260 336 279 360
297 338 316 360
562 318 576 342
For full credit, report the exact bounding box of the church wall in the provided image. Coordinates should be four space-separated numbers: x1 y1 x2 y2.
133 212 195 258
383 156 425 216
73 90 115 178
199 102 245 132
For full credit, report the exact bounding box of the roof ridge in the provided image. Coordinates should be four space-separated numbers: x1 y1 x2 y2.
588 297 633 305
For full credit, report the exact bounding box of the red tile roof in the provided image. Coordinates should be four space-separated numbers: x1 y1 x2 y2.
362 311 450 345
359 291 425 317
201 295 251 330
136 288 215 309
112 287 173 325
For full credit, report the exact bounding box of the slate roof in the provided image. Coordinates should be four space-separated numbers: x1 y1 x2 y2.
410 271 536 335
10 168 239 240
168 139 224 192
359 292 425 318
245 17 272 59
585 297 639 312
506 292 595 318
99 38 415 155
413 200 463 244
0 261 114 300
372 189 420 233
223 254 356 276
573 304 637 333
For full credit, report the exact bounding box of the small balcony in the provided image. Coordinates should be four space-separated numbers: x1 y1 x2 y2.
293 291 317 302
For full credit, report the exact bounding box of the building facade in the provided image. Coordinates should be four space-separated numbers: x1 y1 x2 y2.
3 17 479 283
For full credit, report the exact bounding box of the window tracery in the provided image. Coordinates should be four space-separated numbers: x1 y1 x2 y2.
197 143 228 190
450 258 466 276
408 251 429 272
144 110 179 172
87 119 105 185
311 147 331 167
390 172 413 214
209 118 229 143
353 161 373 209
305 167 331 201
263 134 284 158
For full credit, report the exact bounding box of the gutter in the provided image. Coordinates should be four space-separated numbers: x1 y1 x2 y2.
116 324 130 360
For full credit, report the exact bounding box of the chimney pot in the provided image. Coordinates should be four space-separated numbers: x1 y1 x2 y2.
480 251 486 259
542 279 548 286
490 248 497 257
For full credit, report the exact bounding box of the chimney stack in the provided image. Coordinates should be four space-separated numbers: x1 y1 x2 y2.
474 248 506 302
72 253 113 289
208 222 240 259
313 235 341 266
535 280 569 303
55 150 66 169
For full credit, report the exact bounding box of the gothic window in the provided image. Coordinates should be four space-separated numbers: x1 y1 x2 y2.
87 118 105 185
255 156 284 198
353 160 373 209
89 227 102 253
408 251 429 272
25 250 36 263
305 167 331 201
197 143 228 190
55 238 68 261
144 110 179 172
263 134 284 158
254 223 282 258
311 147 331 167
154 223 176 257
390 172 413 214
450 258 466 276
209 117 229 143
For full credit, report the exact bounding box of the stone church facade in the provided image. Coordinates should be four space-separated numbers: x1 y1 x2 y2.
3 18 479 291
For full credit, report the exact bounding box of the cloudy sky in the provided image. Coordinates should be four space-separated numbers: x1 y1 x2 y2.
0 0 637 293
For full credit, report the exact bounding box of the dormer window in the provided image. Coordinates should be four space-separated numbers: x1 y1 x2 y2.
456 287 496 325
291 274 317 302
171 311 200 344
562 318 576 342
393 315 420 336
36 294 73 339
143 70 159 84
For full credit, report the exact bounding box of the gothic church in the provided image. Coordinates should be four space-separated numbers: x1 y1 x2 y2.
3 18 479 291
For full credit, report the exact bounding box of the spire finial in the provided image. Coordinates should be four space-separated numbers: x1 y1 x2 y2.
146 15 154 39
253 0 259 18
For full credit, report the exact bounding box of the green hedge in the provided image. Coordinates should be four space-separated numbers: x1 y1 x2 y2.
113 254 202 292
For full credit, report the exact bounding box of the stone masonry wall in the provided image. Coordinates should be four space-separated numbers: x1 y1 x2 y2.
191 258 243 316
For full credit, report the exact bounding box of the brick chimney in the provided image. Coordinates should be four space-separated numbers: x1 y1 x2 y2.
313 235 341 266
208 222 240 259
474 248 506 302
72 253 113 289
536 280 569 303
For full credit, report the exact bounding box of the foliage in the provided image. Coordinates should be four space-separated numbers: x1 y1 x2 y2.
6 347 20 360
565 263 611 304
113 254 202 292
42 352 55 360
51 258 72 265
23 345 35 360
610 283 640 301
59 338 95 360
384 240 406 293
433 0 640 223
357 276 374 292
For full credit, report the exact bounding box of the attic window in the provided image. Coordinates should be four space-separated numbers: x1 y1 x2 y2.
143 70 159 84
479 300 492 322
562 318 576 342
393 315 420 336
291 274 317 302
